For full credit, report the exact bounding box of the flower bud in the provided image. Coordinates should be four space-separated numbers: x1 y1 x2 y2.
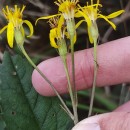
89 22 99 43
67 19 75 38
14 28 25 47
58 39 67 58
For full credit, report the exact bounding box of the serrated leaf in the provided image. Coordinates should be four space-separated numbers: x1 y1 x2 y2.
0 52 73 130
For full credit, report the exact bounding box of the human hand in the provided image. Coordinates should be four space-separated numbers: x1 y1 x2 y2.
32 36 130 130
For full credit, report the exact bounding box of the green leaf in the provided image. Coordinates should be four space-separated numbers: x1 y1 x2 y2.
0 118 6 130
0 52 73 130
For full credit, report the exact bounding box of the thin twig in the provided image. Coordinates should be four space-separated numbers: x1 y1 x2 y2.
27 0 50 14
88 39 98 117
120 0 128 36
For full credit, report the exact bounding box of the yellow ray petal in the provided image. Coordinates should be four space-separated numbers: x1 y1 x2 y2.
15 5 18 12
35 14 61 25
78 10 91 27
7 22 14 48
91 0 93 5
0 25 8 34
57 15 64 38
73 33 77 44
106 10 124 19
23 20 33 37
21 5 26 14
96 0 100 13
88 27 93 44
75 11 82 17
75 20 85 29
20 26 25 38
98 14 116 30
49 28 59 48
83 4 102 9
6 6 9 13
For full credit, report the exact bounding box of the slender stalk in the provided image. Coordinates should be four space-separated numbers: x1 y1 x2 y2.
66 19 78 124
88 40 98 117
19 45 74 120
62 58 74 101
70 39 77 102
62 56 78 124
119 0 128 36
70 37 78 124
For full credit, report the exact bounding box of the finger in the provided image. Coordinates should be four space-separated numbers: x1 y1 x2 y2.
72 101 130 130
32 36 130 96
114 101 130 112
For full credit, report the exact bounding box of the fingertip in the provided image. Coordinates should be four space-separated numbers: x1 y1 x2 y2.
72 123 100 130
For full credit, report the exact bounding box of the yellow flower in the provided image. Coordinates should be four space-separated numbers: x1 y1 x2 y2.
45 16 70 49
55 0 79 20
48 17 63 48
36 15 76 48
48 17 68 57
55 0 78 44
36 0 79 24
76 0 124 43
0 5 33 48
36 0 78 45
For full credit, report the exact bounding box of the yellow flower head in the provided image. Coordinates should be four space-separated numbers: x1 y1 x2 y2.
76 0 124 43
0 5 33 48
55 0 79 20
48 16 66 48
36 0 78 47
36 0 79 24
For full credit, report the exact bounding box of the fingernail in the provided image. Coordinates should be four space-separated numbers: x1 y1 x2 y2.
72 123 100 130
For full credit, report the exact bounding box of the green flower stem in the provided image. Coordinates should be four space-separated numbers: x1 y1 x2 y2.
66 20 76 93
70 39 77 103
66 19 78 124
62 56 78 125
70 37 78 124
88 39 98 117
18 45 74 120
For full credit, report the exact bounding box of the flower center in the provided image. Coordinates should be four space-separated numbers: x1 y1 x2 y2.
55 0 79 20
2 5 25 28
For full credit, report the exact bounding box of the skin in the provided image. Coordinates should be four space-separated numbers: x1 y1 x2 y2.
32 36 130 130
